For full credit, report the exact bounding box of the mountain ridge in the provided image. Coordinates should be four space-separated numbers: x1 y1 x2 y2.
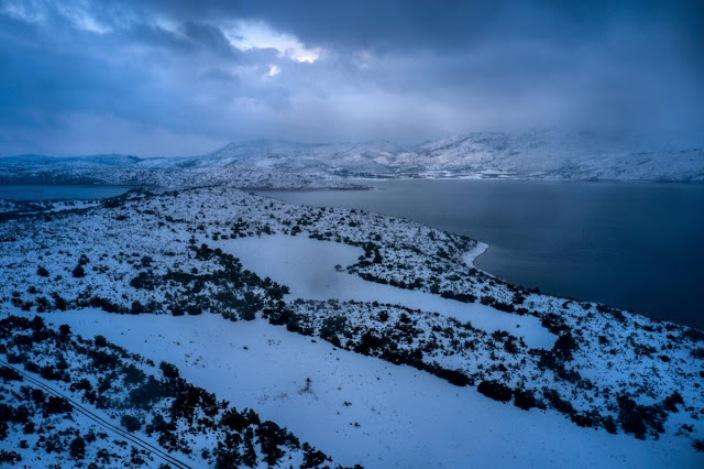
1 131 703 187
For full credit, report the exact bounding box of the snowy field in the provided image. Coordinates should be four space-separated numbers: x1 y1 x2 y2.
43 310 699 469
218 234 554 349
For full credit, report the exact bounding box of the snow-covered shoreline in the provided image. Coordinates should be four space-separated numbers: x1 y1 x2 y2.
462 241 489 268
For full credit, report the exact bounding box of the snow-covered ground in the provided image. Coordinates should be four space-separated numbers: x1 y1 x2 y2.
219 235 554 349
44 310 700 469
1 185 702 467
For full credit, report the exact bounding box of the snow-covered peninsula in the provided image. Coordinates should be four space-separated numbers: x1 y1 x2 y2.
0 186 702 467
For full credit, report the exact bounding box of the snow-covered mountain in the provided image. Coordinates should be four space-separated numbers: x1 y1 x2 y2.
1 131 703 187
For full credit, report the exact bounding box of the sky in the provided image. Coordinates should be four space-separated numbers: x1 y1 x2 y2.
0 0 702 156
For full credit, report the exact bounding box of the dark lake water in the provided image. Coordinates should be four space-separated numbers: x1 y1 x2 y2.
0 184 131 201
258 179 704 329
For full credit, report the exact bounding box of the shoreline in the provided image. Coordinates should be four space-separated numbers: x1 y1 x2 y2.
462 241 489 268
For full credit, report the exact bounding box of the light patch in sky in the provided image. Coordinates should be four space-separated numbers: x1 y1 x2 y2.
225 20 321 63
1 0 111 33
0 0 47 23
266 64 281 77
57 3 111 34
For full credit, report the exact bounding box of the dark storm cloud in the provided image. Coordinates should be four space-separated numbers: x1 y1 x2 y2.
0 0 702 155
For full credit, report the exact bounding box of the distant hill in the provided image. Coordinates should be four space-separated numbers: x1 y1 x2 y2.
1 131 703 187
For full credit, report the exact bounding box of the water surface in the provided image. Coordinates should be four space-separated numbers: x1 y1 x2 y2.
258 179 704 329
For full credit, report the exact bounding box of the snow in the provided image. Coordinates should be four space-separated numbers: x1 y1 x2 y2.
44 310 700 469
462 241 488 267
3 132 703 186
217 234 555 349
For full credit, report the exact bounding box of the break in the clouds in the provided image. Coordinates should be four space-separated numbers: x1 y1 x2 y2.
0 0 702 155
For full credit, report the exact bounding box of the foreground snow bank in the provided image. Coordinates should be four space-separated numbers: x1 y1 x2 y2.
218 234 554 349
45 310 700 469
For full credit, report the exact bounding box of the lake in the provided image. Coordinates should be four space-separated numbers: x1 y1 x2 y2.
258 179 704 329
0 184 132 200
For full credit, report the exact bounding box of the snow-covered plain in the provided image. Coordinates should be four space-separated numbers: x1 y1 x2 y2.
44 310 700 469
219 234 554 349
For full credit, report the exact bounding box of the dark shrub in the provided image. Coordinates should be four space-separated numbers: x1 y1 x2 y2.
355 331 385 355
130 300 144 314
543 389 574 414
664 391 684 412
0 366 22 381
0 450 21 464
51 292 68 310
130 272 156 290
256 421 289 466
122 364 146 385
553 332 577 360
430 367 470 387
90 350 119 370
69 436 86 459
683 328 704 342
320 316 347 344
513 388 537 410
0 404 11 422
44 396 72 415
159 362 179 379
477 380 513 402
121 414 142 432
617 394 667 440
221 409 250 432
540 313 569 335
569 411 600 428
129 377 169 408
302 446 330 468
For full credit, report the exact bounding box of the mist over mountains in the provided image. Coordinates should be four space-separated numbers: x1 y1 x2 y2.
2 130 703 187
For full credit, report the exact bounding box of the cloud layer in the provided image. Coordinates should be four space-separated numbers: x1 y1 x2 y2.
1 0 702 155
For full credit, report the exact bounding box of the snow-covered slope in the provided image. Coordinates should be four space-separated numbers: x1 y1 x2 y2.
2 131 702 187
